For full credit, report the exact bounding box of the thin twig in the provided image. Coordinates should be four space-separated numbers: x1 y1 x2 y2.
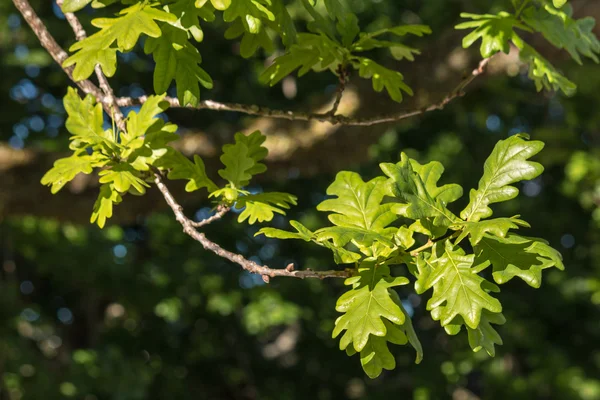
15 0 492 129
15 0 482 279
14 0 351 281
153 171 353 280
409 231 460 257
12 0 110 113
190 205 230 228
117 57 494 127
56 0 126 132
325 64 348 116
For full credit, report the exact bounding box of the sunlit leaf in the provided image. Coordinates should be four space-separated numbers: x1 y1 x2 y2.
461 134 544 222
475 234 564 288
333 263 409 352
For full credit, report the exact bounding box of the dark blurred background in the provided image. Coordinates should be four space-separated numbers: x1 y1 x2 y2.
1 0 599 399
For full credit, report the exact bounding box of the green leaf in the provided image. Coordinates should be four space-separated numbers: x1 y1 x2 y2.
90 184 122 228
41 152 105 194
381 153 462 231
316 171 400 249
257 220 361 263
144 24 213 107
333 263 409 352
353 57 412 103
467 310 505 356
521 6 600 65
219 131 268 188
268 0 297 46
354 38 422 61
63 87 115 150
475 234 564 288
122 94 169 149
353 299 422 379
62 0 92 13
221 0 295 56
358 321 405 379
166 0 216 42
257 220 315 241
128 122 179 171
211 0 230 11
63 45 117 82
440 309 505 356
336 13 360 47
352 25 431 61
234 131 268 176
260 33 342 85
64 3 177 80
454 216 531 246
236 192 297 224
422 241 502 329
456 12 530 57
323 0 346 20
512 35 577 95
553 0 567 7
98 163 150 194
157 148 218 192
461 134 544 222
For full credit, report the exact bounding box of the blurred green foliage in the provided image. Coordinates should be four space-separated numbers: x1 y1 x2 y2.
1 0 599 398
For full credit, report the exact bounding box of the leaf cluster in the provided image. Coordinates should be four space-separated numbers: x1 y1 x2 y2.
259 133 564 377
261 0 431 102
456 0 600 96
41 90 295 227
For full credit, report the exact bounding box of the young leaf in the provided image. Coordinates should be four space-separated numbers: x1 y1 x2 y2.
461 134 544 222
64 3 177 80
260 33 342 85
380 153 461 230
456 12 530 57
63 88 114 150
41 152 104 194
513 36 577 95
467 310 505 356
454 216 530 246
422 241 502 329
257 220 315 241
358 320 406 379
234 131 268 177
336 12 360 48
236 192 298 224
221 0 295 56
333 263 409 353
257 220 361 263
441 310 505 356
144 24 213 107
63 46 118 82
166 0 216 43
90 184 122 228
98 163 150 194
62 0 92 13
316 171 401 249
352 25 432 61
219 131 268 188
128 122 179 171
353 57 413 103
157 149 218 192
122 94 169 149
353 39 422 61
474 234 564 288
521 5 600 65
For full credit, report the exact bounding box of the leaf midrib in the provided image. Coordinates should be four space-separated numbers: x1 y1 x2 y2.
466 145 533 221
